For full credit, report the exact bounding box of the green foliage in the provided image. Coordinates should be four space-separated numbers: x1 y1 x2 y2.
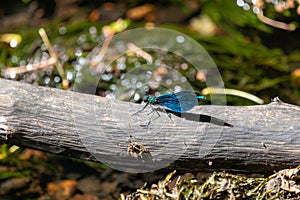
0 1 299 105
201 0 272 34
123 171 291 199
194 0 300 104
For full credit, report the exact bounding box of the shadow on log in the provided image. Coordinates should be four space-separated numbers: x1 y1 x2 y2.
158 107 233 127
0 78 299 173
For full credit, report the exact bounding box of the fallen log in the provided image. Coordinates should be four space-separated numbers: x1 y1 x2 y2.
0 78 299 173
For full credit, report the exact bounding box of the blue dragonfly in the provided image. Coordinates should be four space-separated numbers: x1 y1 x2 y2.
133 91 205 124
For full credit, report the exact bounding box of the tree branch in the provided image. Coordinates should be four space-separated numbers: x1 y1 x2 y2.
0 78 299 173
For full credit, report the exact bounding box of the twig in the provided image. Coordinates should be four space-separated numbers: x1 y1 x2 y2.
127 42 153 64
89 19 130 72
257 11 296 31
38 28 69 89
202 87 264 104
2 57 56 78
89 34 113 72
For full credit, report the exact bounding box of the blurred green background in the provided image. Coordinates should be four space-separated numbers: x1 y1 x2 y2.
1 0 299 106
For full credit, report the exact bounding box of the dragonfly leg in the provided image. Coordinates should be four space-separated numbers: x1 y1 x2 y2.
158 106 173 121
146 108 155 115
167 113 173 121
132 102 149 116
151 108 161 121
146 106 161 127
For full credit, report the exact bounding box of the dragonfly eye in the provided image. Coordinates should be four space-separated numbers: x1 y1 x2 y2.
143 96 150 102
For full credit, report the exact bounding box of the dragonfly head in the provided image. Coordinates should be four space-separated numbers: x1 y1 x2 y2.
143 95 156 104
143 95 150 102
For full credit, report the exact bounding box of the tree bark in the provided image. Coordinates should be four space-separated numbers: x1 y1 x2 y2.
0 78 299 173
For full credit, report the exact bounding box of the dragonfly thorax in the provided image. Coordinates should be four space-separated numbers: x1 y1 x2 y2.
143 95 157 104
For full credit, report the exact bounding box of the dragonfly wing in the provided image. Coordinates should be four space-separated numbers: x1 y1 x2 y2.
157 94 182 112
157 91 199 113
174 91 198 112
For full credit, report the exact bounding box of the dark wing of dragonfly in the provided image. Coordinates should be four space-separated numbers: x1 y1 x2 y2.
156 91 203 113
